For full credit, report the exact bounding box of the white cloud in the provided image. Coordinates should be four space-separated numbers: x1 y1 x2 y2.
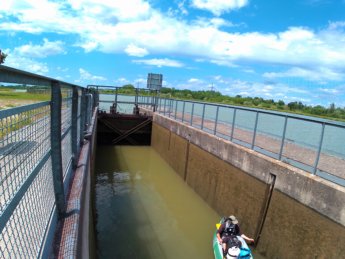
213 75 226 83
210 59 237 67
191 0 249 16
78 68 107 82
222 79 311 100
317 84 345 96
115 77 130 84
67 0 151 21
57 66 69 72
328 21 345 30
124 44 149 57
15 39 65 58
178 0 189 15
134 78 147 87
263 67 344 82
188 78 203 83
133 58 184 67
4 49 49 74
1 0 345 86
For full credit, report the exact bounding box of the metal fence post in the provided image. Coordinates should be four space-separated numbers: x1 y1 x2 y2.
190 102 194 126
50 81 65 218
151 94 154 111
155 91 159 112
86 94 93 126
169 99 173 117
201 103 206 130
182 101 186 122
168 99 171 117
214 105 219 135
174 100 178 120
164 98 166 115
94 89 99 107
80 89 87 141
313 123 325 175
279 116 288 160
152 93 155 112
230 108 237 141
71 86 78 168
251 111 259 149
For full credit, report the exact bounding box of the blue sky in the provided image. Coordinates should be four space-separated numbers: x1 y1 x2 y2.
1 0 345 107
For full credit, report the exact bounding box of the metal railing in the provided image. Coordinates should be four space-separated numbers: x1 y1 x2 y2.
0 65 97 258
144 97 345 187
88 85 159 114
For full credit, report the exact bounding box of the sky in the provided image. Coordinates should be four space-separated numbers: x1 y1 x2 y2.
1 0 345 107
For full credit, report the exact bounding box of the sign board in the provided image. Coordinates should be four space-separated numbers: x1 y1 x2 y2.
147 73 163 90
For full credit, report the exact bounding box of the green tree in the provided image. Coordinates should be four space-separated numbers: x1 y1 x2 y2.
328 103 335 114
0 50 7 64
277 100 285 106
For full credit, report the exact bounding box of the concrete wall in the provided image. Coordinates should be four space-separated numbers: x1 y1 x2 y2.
151 115 345 259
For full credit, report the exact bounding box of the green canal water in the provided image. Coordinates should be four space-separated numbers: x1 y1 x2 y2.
95 146 262 259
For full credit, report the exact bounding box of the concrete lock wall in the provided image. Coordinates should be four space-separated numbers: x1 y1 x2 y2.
151 115 345 259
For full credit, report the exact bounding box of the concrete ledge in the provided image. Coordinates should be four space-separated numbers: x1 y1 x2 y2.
153 113 345 227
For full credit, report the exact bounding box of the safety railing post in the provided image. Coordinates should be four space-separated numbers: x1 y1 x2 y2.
80 89 87 141
313 123 325 175
50 81 65 218
86 93 93 126
95 89 99 107
214 105 219 135
182 101 186 122
157 97 160 113
174 100 178 120
151 93 155 112
155 91 159 112
71 86 79 169
201 103 206 130
279 116 288 160
168 99 171 117
164 98 166 115
169 99 173 117
251 111 259 150
190 102 194 126
230 108 237 141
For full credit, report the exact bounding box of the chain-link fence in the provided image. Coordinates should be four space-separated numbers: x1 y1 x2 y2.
0 66 97 258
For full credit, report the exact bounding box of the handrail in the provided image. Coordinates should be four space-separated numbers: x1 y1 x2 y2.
158 97 345 128
152 97 345 187
0 65 97 258
0 65 80 88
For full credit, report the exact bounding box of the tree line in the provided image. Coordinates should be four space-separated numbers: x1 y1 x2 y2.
2 81 344 121
110 84 345 121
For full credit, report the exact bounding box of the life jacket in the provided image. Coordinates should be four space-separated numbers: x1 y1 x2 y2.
224 221 237 236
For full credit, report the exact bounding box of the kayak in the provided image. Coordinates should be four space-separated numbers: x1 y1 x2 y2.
213 218 253 259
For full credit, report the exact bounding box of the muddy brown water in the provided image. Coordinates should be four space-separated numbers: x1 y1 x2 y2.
95 146 264 259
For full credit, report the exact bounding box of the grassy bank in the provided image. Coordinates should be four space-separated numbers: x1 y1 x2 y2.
0 89 50 109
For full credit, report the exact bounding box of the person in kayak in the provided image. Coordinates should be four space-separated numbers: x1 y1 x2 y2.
216 215 254 257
